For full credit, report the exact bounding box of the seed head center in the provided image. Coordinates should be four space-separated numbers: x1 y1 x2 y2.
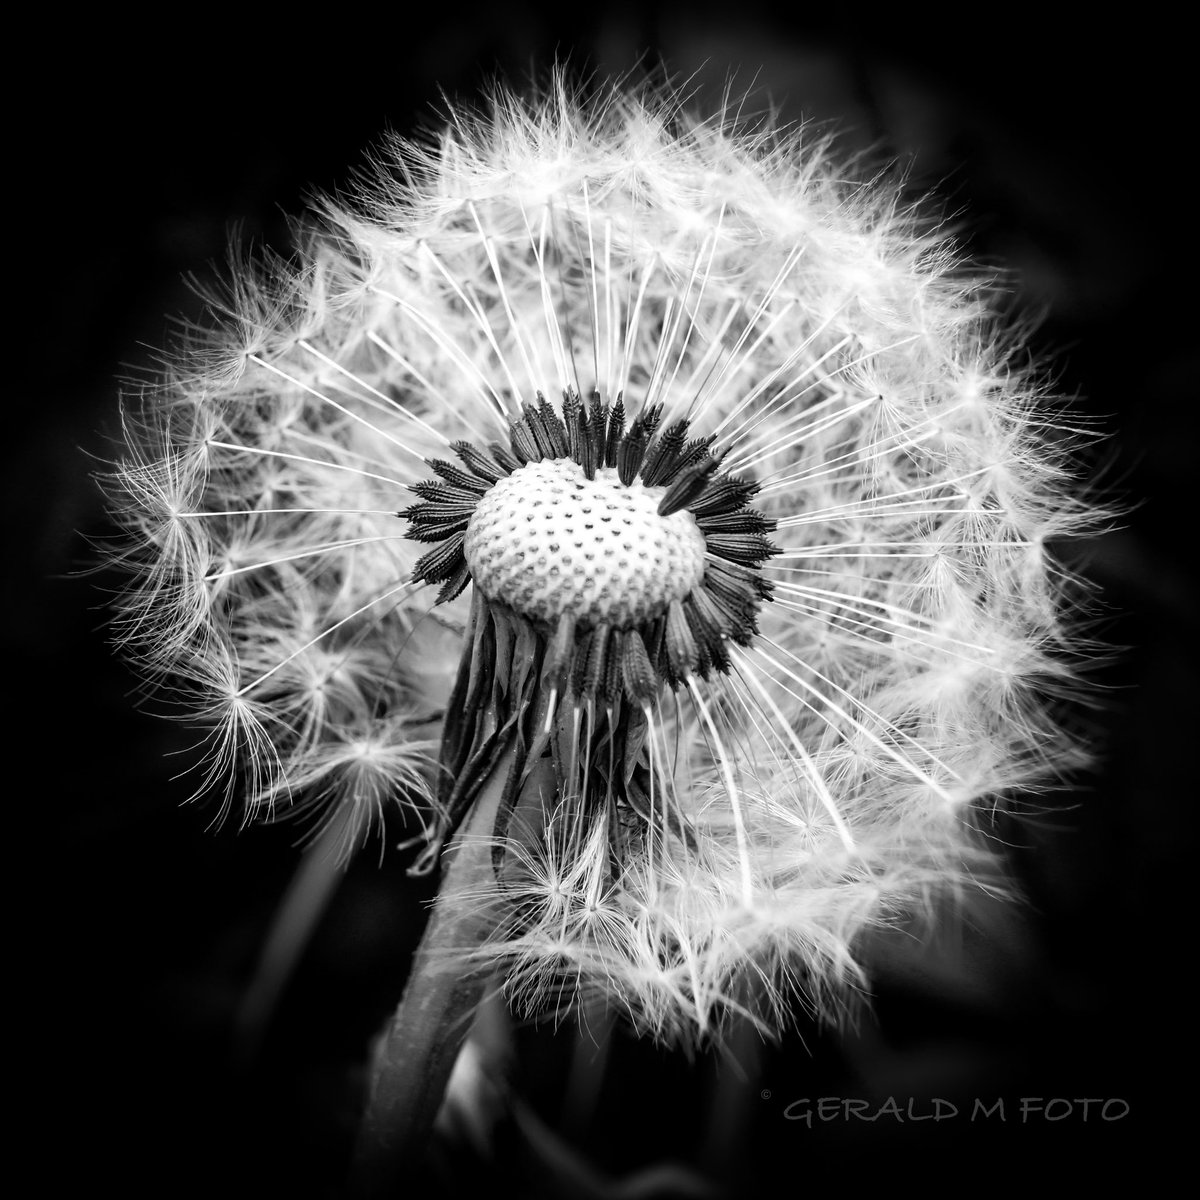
464 459 707 628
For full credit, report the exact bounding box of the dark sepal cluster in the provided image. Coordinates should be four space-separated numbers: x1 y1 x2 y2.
414 591 698 879
400 390 779 681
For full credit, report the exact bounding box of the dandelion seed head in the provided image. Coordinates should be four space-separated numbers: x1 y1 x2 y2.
105 70 1099 1045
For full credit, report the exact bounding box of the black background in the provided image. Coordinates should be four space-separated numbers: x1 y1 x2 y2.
14 6 1191 1195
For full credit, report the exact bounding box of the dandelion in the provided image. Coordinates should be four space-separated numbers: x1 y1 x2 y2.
106 72 1092 1181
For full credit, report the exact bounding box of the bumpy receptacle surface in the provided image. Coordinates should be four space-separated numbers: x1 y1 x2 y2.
464 459 707 628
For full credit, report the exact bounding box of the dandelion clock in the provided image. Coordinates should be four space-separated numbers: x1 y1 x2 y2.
104 70 1095 1191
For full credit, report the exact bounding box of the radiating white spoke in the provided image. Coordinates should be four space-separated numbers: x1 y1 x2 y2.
235 577 424 697
296 339 453 448
206 441 410 491
248 355 428 463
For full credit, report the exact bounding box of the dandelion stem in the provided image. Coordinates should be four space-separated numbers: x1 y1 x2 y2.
349 745 515 1195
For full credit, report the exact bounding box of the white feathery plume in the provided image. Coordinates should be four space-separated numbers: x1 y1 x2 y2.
105 72 1095 1066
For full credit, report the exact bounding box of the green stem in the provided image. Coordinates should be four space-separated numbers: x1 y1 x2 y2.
349 747 514 1195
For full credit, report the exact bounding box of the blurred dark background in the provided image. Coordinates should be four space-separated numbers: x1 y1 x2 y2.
13 5 1191 1195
